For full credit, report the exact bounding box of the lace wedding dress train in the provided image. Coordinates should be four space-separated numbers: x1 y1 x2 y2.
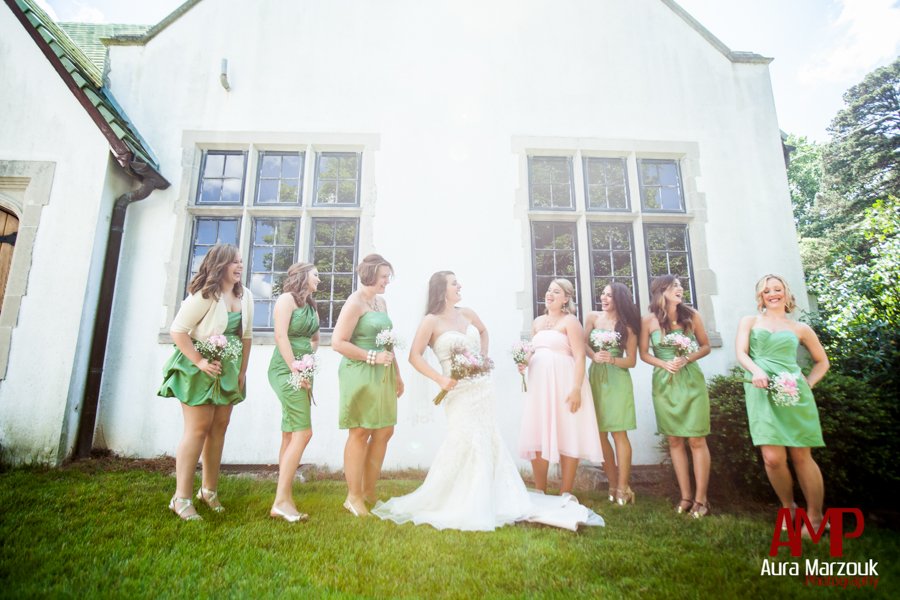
372 326 605 531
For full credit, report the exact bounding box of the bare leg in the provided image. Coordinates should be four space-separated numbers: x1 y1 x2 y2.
789 447 824 523
531 454 550 492
599 433 618 498
277 431 291 466
343 427 371 515
362 426 394 503
612 431 632 494
200 404 234 494
668 436 693 505
559 455 580 495
273 429 313 515
174 404 214 518
761 445 795 508
689 436 710 505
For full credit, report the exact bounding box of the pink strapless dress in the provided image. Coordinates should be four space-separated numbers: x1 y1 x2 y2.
518 330 603 463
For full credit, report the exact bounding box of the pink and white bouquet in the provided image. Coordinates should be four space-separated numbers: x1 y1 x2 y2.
194 334 242 364
510 340 533 392
434 345 494 405
767 372 800 407
375 329 405 382
589 329 621 383
659 332 698 382
288 353 319 405
589 329 620 352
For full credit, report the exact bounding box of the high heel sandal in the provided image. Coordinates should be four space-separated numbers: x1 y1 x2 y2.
169 496 203 521
343 499 369 517
675 498 693 514
616 487 635 506
270 506 309 523
691 501 711 519
608 488 618 503
196 487 225 513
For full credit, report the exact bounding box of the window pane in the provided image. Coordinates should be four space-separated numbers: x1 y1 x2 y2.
204 154 224 177
645 224 695 307
256 151 303 205
260 154 281 178
529 157 573 210
221 178 242 204
224 154 244 178
315 152 361 206
530 221 580 318
639 159 684 212
200 180 222 204
584 158 628 211
249 217 299 329
588 223 637 308
282 154 301 178
279 180 300 203
310 218 360 329
196 220 217 245
257 180 278 204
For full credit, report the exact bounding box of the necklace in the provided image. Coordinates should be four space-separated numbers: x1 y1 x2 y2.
364 295 379 312
544 315 561 329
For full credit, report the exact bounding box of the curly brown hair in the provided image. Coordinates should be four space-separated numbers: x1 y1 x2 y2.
649 275 695 335
188 244 243 300
282 262 318 310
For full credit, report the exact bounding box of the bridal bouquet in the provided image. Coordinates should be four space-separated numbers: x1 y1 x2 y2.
193 334 242 400
589 330 621 383
510 340 533 392
767 372 800 407
287 353 318 405
375 329 405 382
434 345 495 405
659 332 698 382
194 334 242 365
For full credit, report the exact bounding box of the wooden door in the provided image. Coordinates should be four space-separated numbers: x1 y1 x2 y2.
0 209 19 312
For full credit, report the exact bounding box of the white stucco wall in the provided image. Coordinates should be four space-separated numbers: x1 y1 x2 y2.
97 0 805 469
0 6 130 464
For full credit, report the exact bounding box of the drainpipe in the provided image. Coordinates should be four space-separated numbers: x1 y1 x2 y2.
75 170 166 458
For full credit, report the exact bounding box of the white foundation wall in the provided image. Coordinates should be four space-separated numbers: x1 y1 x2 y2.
0 6 123 464
98 0 804 468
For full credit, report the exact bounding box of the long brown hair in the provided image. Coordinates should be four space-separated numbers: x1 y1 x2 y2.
282 262 317 310
607 282 641 350
649 275 694 335
426 270 454 315
189 244 243 300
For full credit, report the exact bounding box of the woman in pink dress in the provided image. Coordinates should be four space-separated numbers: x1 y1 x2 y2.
519 279 603 494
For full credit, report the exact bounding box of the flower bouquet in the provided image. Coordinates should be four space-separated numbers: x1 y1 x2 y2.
659 332 698 382
510 340 533 391
434 345 495 405
194 334 242 400
589 329 621 383
287 353 318 405
375 329 405 382
767 372 801 407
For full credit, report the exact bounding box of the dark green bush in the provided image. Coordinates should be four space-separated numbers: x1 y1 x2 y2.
701 367 899 510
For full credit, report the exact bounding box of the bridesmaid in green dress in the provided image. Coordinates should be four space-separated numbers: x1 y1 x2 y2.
736 274 829 532
639 275 712 518
158 244 253 521
267 262 321 523
332 254 405 517
584 282 641 506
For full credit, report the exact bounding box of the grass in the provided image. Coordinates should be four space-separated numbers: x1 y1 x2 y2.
0 460 897 599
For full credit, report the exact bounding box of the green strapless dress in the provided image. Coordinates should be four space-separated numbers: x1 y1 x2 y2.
338 311 398 429
743 329 824 447
268 304 319 432
649 329 709 437
588 329 636 432
158 311 245 406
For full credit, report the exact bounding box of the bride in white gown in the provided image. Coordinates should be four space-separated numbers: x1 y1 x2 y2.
371 271 604 531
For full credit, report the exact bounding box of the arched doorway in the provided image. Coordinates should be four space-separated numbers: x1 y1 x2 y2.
0 208 19 312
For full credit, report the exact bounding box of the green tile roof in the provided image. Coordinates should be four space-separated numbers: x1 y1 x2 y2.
8 0 166 185
58 22 150 73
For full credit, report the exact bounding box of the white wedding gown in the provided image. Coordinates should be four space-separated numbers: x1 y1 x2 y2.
372 326 605 531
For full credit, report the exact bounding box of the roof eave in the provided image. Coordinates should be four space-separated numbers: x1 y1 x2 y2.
662 0 773 65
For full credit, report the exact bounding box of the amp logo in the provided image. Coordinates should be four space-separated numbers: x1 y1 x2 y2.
770 508 864 557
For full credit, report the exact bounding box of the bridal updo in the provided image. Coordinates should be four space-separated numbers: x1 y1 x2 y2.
549 278 577 315
426 270 454 315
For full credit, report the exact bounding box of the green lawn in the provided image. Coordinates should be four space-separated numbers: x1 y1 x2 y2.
0 462 896 599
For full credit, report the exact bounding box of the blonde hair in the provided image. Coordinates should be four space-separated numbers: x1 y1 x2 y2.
547 278 577 315
357 253 393 286
755 274 797 313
